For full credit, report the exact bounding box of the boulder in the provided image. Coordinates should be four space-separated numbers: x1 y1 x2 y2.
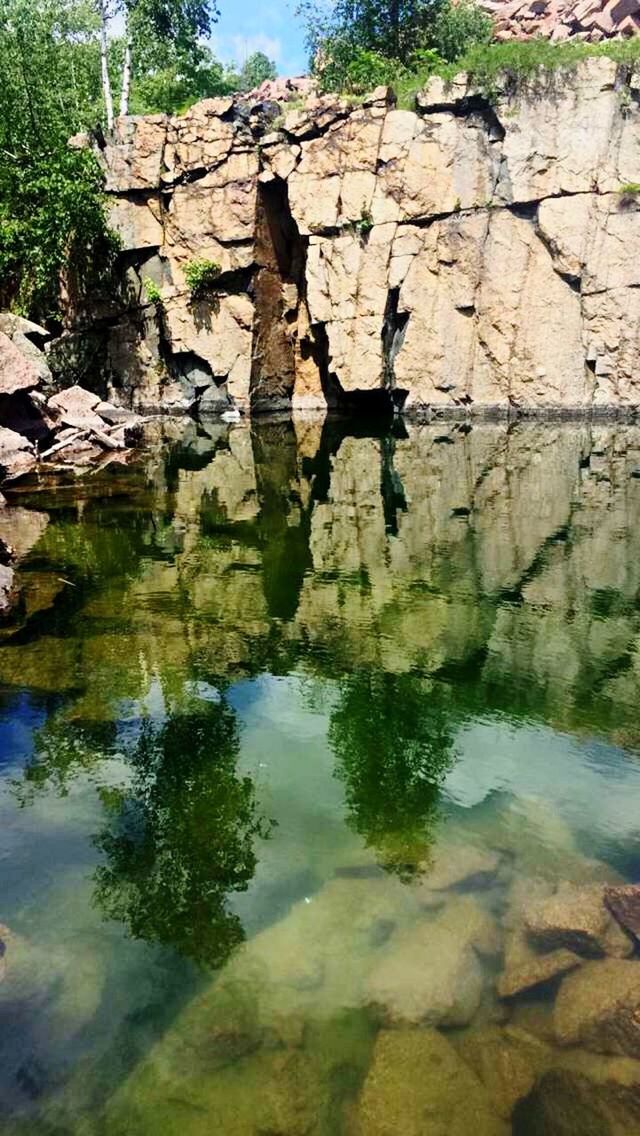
498 928 582 999
605 885 640 942
0 425 36 481
47 384 105 431
554 959 640 1058
0 330 41 395
412 842 502 896
521 1050 640 1136
366 918 484 1028
524 883 634 958
0 313 48 344
354 1028 508 1136
456 1025 552 1118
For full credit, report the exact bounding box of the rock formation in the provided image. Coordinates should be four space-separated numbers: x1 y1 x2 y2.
65 56 640 416
481 0 640 43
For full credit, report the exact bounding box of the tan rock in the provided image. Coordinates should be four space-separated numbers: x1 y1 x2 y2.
605 885 640 941
498 927 582 998
413 842 501 893
524 882 635 958
456 1025 552 1117
366 918 484 1027
555 959 640 1057
355 1029 508 1136
47 385 105 431
0 425 36 481
0 330 41 395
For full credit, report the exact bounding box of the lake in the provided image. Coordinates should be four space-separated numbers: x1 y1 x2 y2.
2 416 640 1134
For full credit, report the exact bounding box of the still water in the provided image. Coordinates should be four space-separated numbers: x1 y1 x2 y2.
2 416 640 1134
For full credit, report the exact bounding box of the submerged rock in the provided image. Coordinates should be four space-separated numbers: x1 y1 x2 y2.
605 885 640 943
498 928 582 1000
366 919 484 1028
412 842 502 896
524 883 634 959
554 959 640 1058
518 1050 640 1136
355 1028 507 1136
456 1025 551 1119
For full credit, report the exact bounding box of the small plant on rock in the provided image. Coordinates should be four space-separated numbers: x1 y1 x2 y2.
184 258 222 299
354 204 374 237
618 183 640 208
143 277 162 304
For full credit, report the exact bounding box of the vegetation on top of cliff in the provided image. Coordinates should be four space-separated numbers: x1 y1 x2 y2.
300 0 640 101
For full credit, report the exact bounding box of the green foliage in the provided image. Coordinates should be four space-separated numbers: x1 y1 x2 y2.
619 183 640 196
184 257 222 298
0 0 119 319
430 0 492 63
128 44 238 114
143 276 162 303
237 50 277 91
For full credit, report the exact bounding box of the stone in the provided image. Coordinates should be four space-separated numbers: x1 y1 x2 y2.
414 842 501 893
47 384 105 431
605 885 640 941
0 314 48 344
554 959 640 1057
520 1049 640 1136
0 507 48 563
355 1029 508 1136
498 928 582 998
456 1025 552 1118
366 918 485 1027
0 425 36 481
0 330 41 395
524 883 635 958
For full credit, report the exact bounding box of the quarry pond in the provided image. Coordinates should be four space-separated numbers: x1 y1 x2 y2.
3 416 640 1134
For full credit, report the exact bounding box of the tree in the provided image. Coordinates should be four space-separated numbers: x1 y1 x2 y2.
0 0 118 318
237 50 277 92
96 0 219 127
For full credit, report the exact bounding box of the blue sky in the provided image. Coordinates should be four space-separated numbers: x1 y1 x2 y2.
211 0 310 77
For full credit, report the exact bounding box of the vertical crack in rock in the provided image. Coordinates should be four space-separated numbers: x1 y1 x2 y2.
249 176 305 412
381 287 410 411
380 433 408 537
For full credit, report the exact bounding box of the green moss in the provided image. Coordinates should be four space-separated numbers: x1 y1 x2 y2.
619 182 640 196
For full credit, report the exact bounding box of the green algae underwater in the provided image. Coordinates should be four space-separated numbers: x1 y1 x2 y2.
2 416 640 1134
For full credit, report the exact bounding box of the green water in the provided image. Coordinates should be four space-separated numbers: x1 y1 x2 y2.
2 417 640 1134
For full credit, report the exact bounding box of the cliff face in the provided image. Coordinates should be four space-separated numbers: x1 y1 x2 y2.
76 57 640 415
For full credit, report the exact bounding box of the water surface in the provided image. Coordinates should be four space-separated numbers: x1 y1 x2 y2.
2 417 640 1134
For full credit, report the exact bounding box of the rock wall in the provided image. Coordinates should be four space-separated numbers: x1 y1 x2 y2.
69 57 640 416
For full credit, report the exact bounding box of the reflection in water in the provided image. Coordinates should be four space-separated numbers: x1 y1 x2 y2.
93 699 274 969
2 418 640 1134
330 670 455 878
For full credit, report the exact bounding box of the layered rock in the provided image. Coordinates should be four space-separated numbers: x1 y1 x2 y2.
73 56 640 415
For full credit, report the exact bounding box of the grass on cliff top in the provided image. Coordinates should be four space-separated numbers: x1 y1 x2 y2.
393 37 640 107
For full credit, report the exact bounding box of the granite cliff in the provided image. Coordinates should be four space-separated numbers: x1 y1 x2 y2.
64 56 640 417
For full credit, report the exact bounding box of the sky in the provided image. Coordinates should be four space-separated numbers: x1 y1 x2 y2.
211 0 310 77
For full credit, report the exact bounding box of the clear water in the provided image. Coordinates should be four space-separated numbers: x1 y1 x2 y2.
2 417 640 1134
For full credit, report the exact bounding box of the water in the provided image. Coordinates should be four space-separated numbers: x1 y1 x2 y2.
2 417 640 1134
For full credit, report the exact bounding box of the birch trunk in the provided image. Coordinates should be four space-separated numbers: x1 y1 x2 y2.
99 0 114 130
119 27 132 117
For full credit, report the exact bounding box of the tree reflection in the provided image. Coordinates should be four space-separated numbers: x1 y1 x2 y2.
92 697 274 968
329 670 456 879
